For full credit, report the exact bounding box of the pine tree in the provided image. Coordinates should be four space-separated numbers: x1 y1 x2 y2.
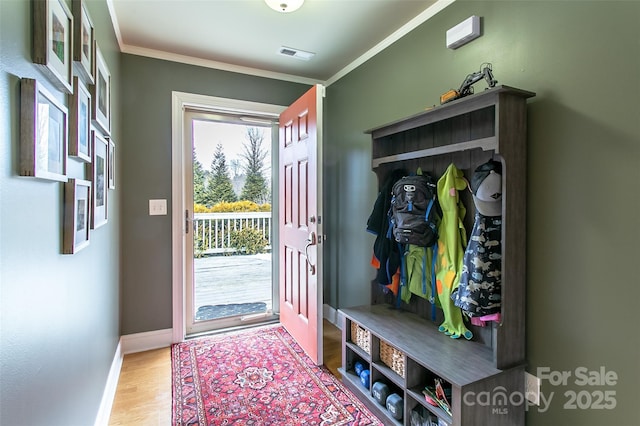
239 127 269 204
205 144 237 206
193 146 208 205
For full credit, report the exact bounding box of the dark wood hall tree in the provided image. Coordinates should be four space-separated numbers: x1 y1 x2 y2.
339 86 536 426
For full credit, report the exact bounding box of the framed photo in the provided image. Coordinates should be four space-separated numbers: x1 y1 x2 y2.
90 130 108 228
108 138 115 189
91 42 111 135
63 178 91 254
72 0 95 85
20 78 68 182
33 0 74 94
68 76 91 162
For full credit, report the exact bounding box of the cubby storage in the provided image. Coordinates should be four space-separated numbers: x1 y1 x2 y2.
379 340 405 378
351 320 372 354
339 86 535 426
339 306 524 426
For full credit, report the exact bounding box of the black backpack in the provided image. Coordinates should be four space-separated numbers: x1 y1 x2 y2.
390 173 439 247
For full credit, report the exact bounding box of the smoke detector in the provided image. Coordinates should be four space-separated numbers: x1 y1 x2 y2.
278 46 315 61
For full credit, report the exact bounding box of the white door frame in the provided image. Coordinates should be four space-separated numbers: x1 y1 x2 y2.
171 91 286 343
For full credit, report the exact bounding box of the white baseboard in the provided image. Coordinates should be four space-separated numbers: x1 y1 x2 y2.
94 341 123 426
323 304 342 329
120 328 173 354
336 309 345 329
95 312 343 425
93 329 172 425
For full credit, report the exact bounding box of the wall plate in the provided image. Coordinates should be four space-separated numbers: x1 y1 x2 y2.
149 199 167 216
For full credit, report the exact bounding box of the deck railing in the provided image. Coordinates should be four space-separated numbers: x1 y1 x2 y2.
193 212 272 255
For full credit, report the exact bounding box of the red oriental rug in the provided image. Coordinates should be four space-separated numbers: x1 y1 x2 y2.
172 325 382 425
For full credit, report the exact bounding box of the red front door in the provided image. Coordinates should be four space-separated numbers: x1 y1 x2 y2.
279 85 323 364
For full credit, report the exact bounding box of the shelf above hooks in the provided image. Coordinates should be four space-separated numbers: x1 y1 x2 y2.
372 136 497 168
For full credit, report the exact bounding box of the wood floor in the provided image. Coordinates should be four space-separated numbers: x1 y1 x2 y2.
108 320 342 425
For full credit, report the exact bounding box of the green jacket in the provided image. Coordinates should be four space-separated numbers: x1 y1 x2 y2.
434 163 472 339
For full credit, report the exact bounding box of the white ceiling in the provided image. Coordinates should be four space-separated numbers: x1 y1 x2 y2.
108 0 453 85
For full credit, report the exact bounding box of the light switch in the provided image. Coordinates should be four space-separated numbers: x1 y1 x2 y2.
149 199 167 216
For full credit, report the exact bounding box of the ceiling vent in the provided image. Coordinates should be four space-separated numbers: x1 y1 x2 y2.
278 46 315 61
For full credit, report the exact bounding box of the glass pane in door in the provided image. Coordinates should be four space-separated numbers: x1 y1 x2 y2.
187 117 274 334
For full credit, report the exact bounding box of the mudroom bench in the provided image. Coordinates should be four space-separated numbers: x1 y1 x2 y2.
338 86 536 426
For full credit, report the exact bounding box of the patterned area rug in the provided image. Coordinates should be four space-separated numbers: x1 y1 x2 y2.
172 325 382 425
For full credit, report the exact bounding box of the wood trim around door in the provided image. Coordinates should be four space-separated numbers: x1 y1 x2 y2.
171 91 285 343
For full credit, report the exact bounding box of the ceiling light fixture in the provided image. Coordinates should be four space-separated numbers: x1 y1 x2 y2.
265 0 304 13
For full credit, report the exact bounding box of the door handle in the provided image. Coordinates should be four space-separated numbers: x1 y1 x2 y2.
304 232 316 275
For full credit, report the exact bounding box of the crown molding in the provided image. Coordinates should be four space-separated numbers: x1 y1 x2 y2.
106 0 455 87
121 45 323 86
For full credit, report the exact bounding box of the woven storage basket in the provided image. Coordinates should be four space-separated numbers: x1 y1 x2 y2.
380 340 405 378
350 321 371 354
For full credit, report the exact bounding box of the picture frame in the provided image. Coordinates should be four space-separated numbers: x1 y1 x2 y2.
72 0 95 85
33 0 74 94
91 42 111 135
20 78 68 182
68 76 92 162
89 130 108 228
63 178 91 254
108 138 115 189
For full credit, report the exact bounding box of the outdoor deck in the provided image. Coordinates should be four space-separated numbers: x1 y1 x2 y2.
194 253 273 318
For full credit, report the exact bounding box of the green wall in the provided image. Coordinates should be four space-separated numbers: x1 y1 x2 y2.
325 1 639 425
0 0 121 424
119 54 309 334
2 0 638 424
